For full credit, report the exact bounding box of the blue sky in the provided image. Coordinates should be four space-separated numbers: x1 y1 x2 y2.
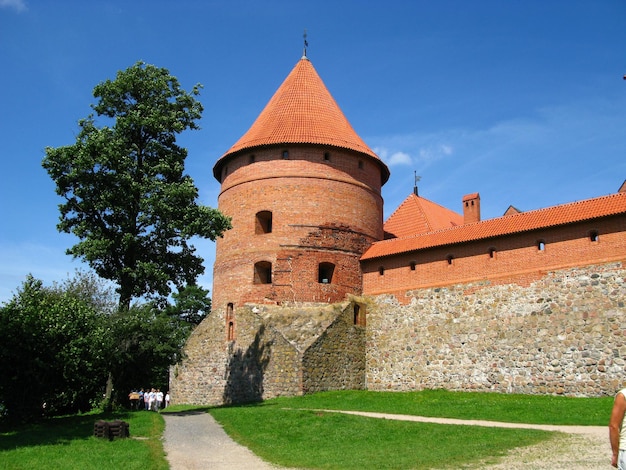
1 0 625 303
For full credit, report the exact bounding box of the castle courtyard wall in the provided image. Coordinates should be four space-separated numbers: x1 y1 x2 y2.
170 306 303 405
366 261 626 396
171 303 367 405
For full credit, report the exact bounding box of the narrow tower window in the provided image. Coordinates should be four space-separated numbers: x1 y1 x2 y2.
254 261 272 284
353 304 366 326
282 150 289 159
488 248 496 259
324 152 331 161
318 262 335 284
589 230 599 242
537 240 545 251
249 154 256 164
446 255 454 265
378 266 384 276
255 211 272 234
226 303 235 341
409 261 416 271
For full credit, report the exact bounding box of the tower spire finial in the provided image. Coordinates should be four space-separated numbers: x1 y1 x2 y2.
413 171 421 196
303 29 309 58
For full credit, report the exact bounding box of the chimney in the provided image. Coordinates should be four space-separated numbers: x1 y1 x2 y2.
462 193 481 224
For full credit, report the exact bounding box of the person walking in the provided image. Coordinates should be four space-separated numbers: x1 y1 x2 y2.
148 388 156 411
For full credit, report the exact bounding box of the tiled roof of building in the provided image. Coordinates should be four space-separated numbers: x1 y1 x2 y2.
362 190 626 261
215 57 389 183
384 193 463 239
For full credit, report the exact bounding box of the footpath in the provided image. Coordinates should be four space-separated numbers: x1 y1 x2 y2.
162 410 610 469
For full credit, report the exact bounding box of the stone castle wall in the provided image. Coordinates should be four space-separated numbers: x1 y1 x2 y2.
170 305 303 406
172 259 626 404
302 300 367 393
366 261 626 397
170 302 367 405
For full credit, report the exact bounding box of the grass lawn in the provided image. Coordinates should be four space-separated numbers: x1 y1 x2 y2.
0 410 168 470
207 390 613 469
265 389 613 425
0 390 614 470
210 403 552 469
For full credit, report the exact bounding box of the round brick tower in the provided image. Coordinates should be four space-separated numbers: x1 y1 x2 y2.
212 55 389 309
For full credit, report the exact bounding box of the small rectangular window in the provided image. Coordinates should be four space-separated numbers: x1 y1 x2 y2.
353 304 366 326
255 211 272 234
318 262 335 283
254 262 272 284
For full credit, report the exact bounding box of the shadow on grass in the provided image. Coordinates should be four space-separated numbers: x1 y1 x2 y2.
0 410 135 451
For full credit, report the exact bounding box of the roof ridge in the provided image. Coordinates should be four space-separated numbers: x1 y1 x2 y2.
363 190 626 260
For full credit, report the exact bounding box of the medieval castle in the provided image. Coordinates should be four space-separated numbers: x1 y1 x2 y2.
170 53 626 404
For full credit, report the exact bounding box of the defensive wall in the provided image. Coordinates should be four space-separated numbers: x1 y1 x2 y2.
366 261 626 397
170 301 366 405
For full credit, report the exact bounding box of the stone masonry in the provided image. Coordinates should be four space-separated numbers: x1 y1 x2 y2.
366 261 626 397
171 300 366 405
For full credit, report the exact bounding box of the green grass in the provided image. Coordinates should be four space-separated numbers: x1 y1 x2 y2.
265 389 613 425
210 403 552 469
0 410 168 470
0 390 613 470
207 390 612 469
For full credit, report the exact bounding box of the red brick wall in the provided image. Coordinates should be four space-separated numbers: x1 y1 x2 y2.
362 216 626 299
213 145 385 308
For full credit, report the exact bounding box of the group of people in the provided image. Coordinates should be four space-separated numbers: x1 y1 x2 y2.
128 388 170 411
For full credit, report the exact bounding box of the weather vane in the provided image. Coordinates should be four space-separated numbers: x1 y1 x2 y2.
303 29 309 57
414 171 421 196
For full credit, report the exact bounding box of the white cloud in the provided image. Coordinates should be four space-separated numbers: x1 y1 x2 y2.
374 147 414 167
418 143 453 163
0 0 27 12
387 151 412 166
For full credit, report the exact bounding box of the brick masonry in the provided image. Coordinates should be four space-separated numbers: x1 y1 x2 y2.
212 144 384 308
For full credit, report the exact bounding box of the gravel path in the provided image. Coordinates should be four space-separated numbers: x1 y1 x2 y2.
162 411 284 469
162 410 611 469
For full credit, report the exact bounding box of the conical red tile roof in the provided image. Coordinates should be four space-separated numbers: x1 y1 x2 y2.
384 193 463 239
214 57 389 182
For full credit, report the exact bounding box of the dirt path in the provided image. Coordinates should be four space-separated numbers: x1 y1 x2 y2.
322 410 611 469
162 410 611 469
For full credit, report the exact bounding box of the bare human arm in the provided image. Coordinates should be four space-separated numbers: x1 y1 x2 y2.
610 391 626 468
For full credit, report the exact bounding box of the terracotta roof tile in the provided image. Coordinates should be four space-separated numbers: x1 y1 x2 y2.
384 193 463 238
215 57 389 183
362 191 626 260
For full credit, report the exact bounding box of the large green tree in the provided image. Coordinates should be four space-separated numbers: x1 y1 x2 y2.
42 62 230 309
